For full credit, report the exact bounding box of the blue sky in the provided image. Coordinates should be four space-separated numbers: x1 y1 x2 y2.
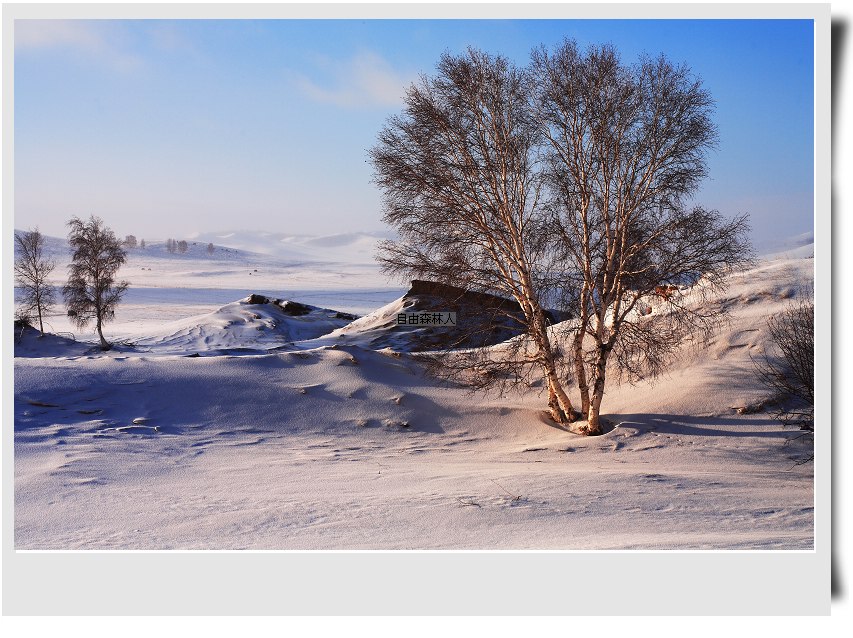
14 19 814 249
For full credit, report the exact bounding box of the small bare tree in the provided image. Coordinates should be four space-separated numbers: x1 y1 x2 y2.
140 238 146 249
370 48 577 423
14 228 56 336
124 234 138 249
63 216 129 350
532 40 753 434
754 297 814 431
207 242 215 255
178 240 188 254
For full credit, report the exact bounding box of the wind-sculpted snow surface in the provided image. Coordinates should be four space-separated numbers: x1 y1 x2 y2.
132 295 358 354
13 243 815 550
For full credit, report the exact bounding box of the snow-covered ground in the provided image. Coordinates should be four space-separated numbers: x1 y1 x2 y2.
13 231 814 549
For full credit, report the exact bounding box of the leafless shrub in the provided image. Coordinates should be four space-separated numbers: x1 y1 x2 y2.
754 297 814 432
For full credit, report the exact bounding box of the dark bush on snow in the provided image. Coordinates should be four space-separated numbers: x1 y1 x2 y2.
754 297 814 432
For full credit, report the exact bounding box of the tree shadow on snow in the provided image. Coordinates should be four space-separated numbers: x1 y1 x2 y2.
609 413 794 439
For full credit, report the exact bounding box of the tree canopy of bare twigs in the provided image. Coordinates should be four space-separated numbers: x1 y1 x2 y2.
369 48 577 423
62 216 129 350
14 228 56 336
531 40 754 434
371 41 754 435
754 297 814 432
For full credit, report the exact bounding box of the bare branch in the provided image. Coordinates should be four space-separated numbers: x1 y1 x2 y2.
370 48 577 423
531 39 752 434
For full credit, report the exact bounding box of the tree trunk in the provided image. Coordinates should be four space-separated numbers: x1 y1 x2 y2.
585 344 611 435
96 318 109 350
587 382 605 435
571 284 591 417
37 305 44 337
530 305 575 423
544 363 575 423
573 329 590 416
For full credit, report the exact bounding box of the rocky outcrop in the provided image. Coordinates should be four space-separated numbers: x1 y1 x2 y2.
244 294 357 320
405 280 564 325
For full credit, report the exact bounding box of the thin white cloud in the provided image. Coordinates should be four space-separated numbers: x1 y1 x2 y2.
293 51 414 109
15 20 142 71
15 20 104 51
146 22 204 60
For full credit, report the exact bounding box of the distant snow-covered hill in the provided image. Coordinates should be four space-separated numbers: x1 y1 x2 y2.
12 229 72 260
755 231 815 258
15 228 396 264
186 229 395 264
13 228 398 299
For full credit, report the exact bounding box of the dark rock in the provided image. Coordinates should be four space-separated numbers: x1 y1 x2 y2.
406 280 565 325
406 280 522 313
274 300 313 316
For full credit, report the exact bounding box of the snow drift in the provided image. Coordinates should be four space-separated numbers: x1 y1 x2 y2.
13 240 815 550
135 294 359 354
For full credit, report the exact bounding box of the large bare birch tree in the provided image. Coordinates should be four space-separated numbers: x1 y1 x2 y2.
370 48 577 423
532 40 753 434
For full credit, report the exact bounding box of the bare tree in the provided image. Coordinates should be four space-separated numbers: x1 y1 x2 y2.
178 240 188 254
166 238 177 254
14 228 56 336
63 216 129 350
370 48 577 423
532 40 753 434
754 296 814 432
124 234 138 249
140 238 146 249
207 242 215 256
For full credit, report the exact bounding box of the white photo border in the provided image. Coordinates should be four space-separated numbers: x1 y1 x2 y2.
1 2 831 616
